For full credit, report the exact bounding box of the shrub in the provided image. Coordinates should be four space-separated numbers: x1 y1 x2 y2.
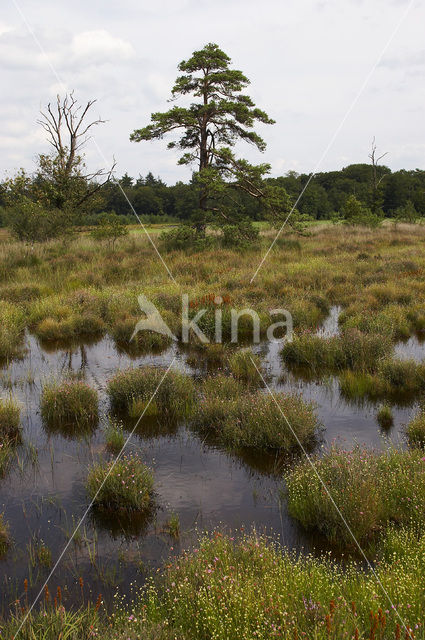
194 382 320 452
107 366 195 419
90 213 128 250
0 397 21 442
5 197 67 242
286 446 425 548
159 226 213 252
406 409 425 447
41 379 99 430
220 221 259 249
0 514 10 557
342 194 382 228
86 453 154 513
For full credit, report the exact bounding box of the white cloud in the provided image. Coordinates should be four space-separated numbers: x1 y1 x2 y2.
71 30 135 64
0 0 423 182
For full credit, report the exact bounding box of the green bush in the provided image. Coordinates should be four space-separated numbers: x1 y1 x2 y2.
342 194 382 228
87 453 154 512
159 225 213 252
5 197 67 242
220 220 259 249
90 213 128 249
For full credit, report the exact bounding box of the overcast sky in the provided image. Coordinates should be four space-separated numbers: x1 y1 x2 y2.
1 0 423 185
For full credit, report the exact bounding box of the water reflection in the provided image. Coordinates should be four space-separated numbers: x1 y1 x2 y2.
0 316 423 610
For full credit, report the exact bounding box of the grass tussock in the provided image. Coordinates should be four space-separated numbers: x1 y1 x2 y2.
87 453 154 513
0 397 21 476
107 366 195 419
228 349 263 385
0 397 21 442
376 404 393 430
281 328 391 374
286 445 425 549
193 374 320 452
339 357 425 401
406 409 425 447
104 418 126 454
41 379 99 430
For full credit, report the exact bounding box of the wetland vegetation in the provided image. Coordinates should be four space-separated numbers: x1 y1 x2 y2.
1 36 425 640
0 223 425 638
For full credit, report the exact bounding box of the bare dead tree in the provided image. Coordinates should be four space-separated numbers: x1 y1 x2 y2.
37 92 115 210
368 137 388 191
368 137 388 214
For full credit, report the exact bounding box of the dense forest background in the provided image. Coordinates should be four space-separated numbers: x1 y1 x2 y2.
59 164 425 223
1 163 424 226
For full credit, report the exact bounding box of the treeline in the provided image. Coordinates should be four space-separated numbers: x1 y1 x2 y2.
1 163 424 231
96 164 425 222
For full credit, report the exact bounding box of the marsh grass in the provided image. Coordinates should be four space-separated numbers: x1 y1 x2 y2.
0 302 26 361
104 419 125 454
0 397 21 476
0 514 10 557
164 512 180 538
406 409 425 447
281 328 391 374
29 289 107 342
185 342 229 368
0 397 21 442
86 453 154 513
107 366 195 420
286 445 425 549
4 527 425 638
376 404 393 430
41 379 99 431
340 357 425 401
194 376 320 452
228 349 263 385
0 441 16 477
